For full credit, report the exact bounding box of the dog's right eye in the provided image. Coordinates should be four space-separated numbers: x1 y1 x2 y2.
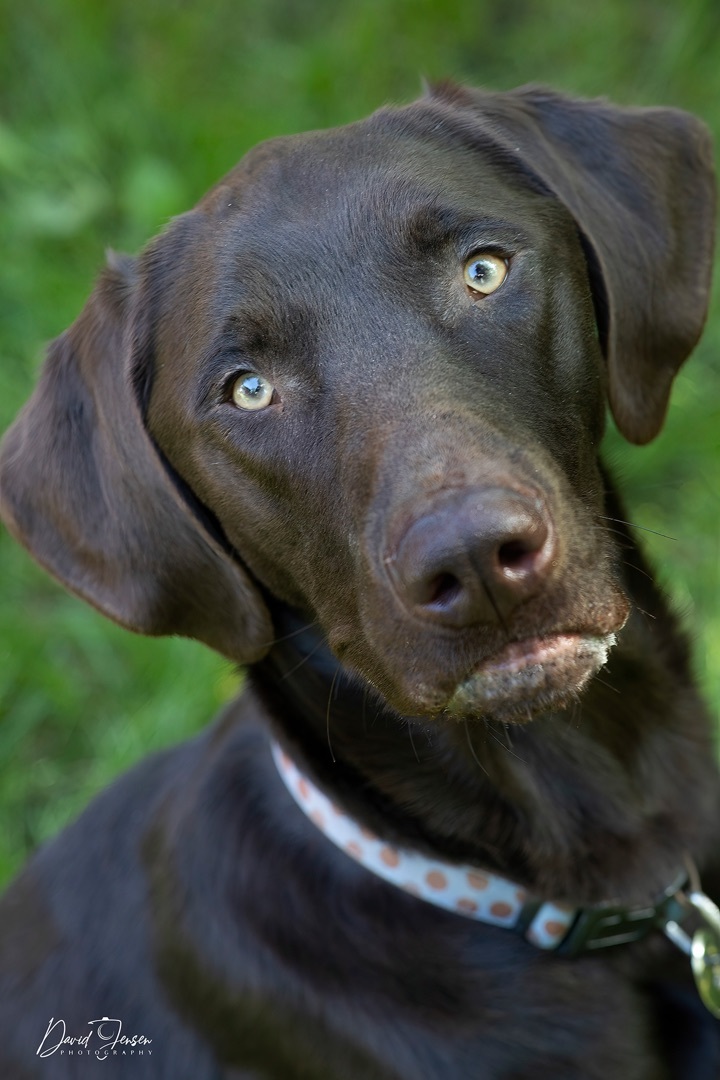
230 372 276 411
463 252 508 296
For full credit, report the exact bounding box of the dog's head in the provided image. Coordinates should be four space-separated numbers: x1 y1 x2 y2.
0 85 714 722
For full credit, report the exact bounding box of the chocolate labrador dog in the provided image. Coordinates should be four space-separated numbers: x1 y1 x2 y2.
0 83 718 1078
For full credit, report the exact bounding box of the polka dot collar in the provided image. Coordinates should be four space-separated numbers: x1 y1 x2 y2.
271 741 578 950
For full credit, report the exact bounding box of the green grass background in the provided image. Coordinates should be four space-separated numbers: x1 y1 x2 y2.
0 0 718 886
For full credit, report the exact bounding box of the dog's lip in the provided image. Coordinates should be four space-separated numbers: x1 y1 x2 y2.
443 631 617 722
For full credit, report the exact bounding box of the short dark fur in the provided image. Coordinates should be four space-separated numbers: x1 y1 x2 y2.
0 84 718 1078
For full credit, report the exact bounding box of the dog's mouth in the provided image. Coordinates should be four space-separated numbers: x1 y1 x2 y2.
443 631 617 723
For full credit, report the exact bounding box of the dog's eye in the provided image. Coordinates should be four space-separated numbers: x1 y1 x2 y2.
231 372 276 411
463 252 508 296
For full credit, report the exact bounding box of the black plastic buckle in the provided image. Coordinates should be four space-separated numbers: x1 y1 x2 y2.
556 873 688 958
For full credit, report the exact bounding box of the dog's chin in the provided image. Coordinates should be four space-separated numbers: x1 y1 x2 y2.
442 632 617 724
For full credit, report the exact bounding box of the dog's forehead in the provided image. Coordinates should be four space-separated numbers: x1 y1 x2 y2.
196 102 548 237
147 104 581 409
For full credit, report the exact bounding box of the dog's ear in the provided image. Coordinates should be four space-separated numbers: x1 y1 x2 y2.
432 84 716 444
0 249 273 663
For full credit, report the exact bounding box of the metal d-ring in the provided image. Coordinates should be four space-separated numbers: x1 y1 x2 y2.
662 868 720 1018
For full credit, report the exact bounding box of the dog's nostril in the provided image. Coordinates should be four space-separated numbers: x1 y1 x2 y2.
497 537 544 574
426 572 463 608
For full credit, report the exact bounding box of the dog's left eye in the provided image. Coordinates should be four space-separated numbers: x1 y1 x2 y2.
231 372 276 411
463 252 508 296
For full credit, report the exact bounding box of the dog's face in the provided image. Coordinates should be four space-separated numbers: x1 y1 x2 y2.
146 109 622 720
0 85 715 724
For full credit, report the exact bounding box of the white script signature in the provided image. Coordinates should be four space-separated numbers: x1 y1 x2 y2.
37 1016 152 1060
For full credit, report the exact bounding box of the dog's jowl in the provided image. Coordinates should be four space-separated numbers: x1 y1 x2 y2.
0 84 718 1078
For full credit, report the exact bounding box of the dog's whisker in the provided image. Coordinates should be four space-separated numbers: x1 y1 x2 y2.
591 523 635 542
265 619 320 648
589 527 661 580
464 720 488 775
565 699 581 727
562 694 584 730
280 640 325 680
361 684 369 737
598 515 678 542
486 721 526 764
326 666 341 763
619 559 656 584
406 722 421 763
592 674 621 695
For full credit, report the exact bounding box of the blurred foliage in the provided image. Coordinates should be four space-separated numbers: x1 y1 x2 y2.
0 0 718 884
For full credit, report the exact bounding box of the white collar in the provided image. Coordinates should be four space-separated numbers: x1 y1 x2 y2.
271 741 720 1021
271 741 576 949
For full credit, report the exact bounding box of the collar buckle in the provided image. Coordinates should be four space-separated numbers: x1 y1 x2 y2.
552 872 689 958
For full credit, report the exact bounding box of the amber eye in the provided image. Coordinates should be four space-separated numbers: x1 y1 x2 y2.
231 372 275 411
463 252 508 296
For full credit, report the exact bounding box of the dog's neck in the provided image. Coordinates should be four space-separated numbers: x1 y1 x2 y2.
250 498 718 907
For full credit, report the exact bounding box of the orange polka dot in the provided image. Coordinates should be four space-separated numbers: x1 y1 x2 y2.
544 920 568 938
359 825 377 841
309 810 325 829
515 889 528 905
456 898 479 914
380 847 401 867
345 841 363 858
426 870 448 890
297 779 310 800
466 871 489 891
490 901 514 919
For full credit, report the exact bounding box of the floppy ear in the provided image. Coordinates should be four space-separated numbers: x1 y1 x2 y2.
0 252 273 663
433 84 716 444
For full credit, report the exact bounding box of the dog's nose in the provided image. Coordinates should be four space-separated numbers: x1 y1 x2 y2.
389 488 556 627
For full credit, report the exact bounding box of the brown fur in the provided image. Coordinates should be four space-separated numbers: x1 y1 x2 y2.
0 84 718 1078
